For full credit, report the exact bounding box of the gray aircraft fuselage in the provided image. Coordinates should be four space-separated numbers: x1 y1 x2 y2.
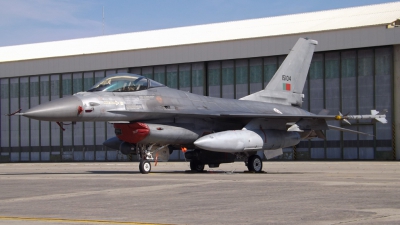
23 85 314 125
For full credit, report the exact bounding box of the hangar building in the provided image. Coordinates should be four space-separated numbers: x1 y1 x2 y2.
1 2 400 162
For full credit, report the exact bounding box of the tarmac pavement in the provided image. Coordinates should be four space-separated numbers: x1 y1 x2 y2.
0 161 399 225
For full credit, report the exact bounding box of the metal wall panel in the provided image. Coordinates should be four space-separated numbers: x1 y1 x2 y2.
395 44 400 160
0 38 398 162
1 26 400 78
41 152 50 161
85 151 95 161
10 152 19 162
95 151 106 161
31 152 40 161
107 151 118 161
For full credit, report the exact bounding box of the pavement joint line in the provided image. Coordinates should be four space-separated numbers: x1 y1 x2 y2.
0 180 221 203
0 216 174 225
330 213 400 225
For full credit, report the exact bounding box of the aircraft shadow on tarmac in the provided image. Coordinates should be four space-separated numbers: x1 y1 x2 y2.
0 171 304 175
0 172 93 176
86 170 305 175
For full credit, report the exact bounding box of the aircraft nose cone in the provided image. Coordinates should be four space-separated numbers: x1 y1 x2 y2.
23 96 83 121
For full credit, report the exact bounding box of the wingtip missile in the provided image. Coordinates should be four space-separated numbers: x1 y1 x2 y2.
336 111 352 125
335 109 387 124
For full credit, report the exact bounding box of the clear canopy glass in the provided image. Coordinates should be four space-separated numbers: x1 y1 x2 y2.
87 73 164 92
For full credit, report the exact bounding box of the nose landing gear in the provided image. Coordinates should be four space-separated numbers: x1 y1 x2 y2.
139 160 151 174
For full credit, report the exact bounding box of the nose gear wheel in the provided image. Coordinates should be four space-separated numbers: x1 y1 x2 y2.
139 160 151 174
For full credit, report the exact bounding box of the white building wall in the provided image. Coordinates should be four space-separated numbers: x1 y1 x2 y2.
0 25 399 78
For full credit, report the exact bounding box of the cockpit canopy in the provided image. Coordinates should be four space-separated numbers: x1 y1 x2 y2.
87 73 164 92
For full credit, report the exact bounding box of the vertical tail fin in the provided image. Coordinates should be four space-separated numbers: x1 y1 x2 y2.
240 38 317 106
266 38 317 93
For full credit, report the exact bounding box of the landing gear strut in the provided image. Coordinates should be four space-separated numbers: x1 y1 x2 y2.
136 144 169 174
247 155 263 173
137 144 152 174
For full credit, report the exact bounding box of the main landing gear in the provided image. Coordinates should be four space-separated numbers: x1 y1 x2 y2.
185 149 264 173
190 160 205 172
246 154 263 173
188 154 263 173
135 145 263 174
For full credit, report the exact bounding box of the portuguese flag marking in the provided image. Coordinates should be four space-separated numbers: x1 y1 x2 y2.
283 83 291 91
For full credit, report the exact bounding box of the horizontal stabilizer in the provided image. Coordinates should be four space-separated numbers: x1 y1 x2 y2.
377 109 388 115
318 109 329 115
328 125 373 136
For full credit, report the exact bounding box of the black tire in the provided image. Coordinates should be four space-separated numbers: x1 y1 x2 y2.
139 160 151 174
139 162 143 173
190 160 205 172
247 155 263 173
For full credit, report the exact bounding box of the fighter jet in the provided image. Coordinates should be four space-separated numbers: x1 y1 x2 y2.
16 38 387 174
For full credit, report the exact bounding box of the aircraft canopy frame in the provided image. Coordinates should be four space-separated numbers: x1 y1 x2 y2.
87 73 164 92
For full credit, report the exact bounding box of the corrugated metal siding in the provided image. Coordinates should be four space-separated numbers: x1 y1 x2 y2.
395 44 400 161
0 25 399 78
0 2 400 63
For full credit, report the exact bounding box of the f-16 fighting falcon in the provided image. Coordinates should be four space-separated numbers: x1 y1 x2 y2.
15 38 387 174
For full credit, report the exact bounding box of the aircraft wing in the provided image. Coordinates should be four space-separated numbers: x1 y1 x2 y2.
108 109 334 121
219 113 336 120
220 112 386 136
107 109 221 117
108 109 386 124
220 109 386 123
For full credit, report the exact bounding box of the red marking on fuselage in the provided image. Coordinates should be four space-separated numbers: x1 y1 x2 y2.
114 122 150 143
77 106 83 115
